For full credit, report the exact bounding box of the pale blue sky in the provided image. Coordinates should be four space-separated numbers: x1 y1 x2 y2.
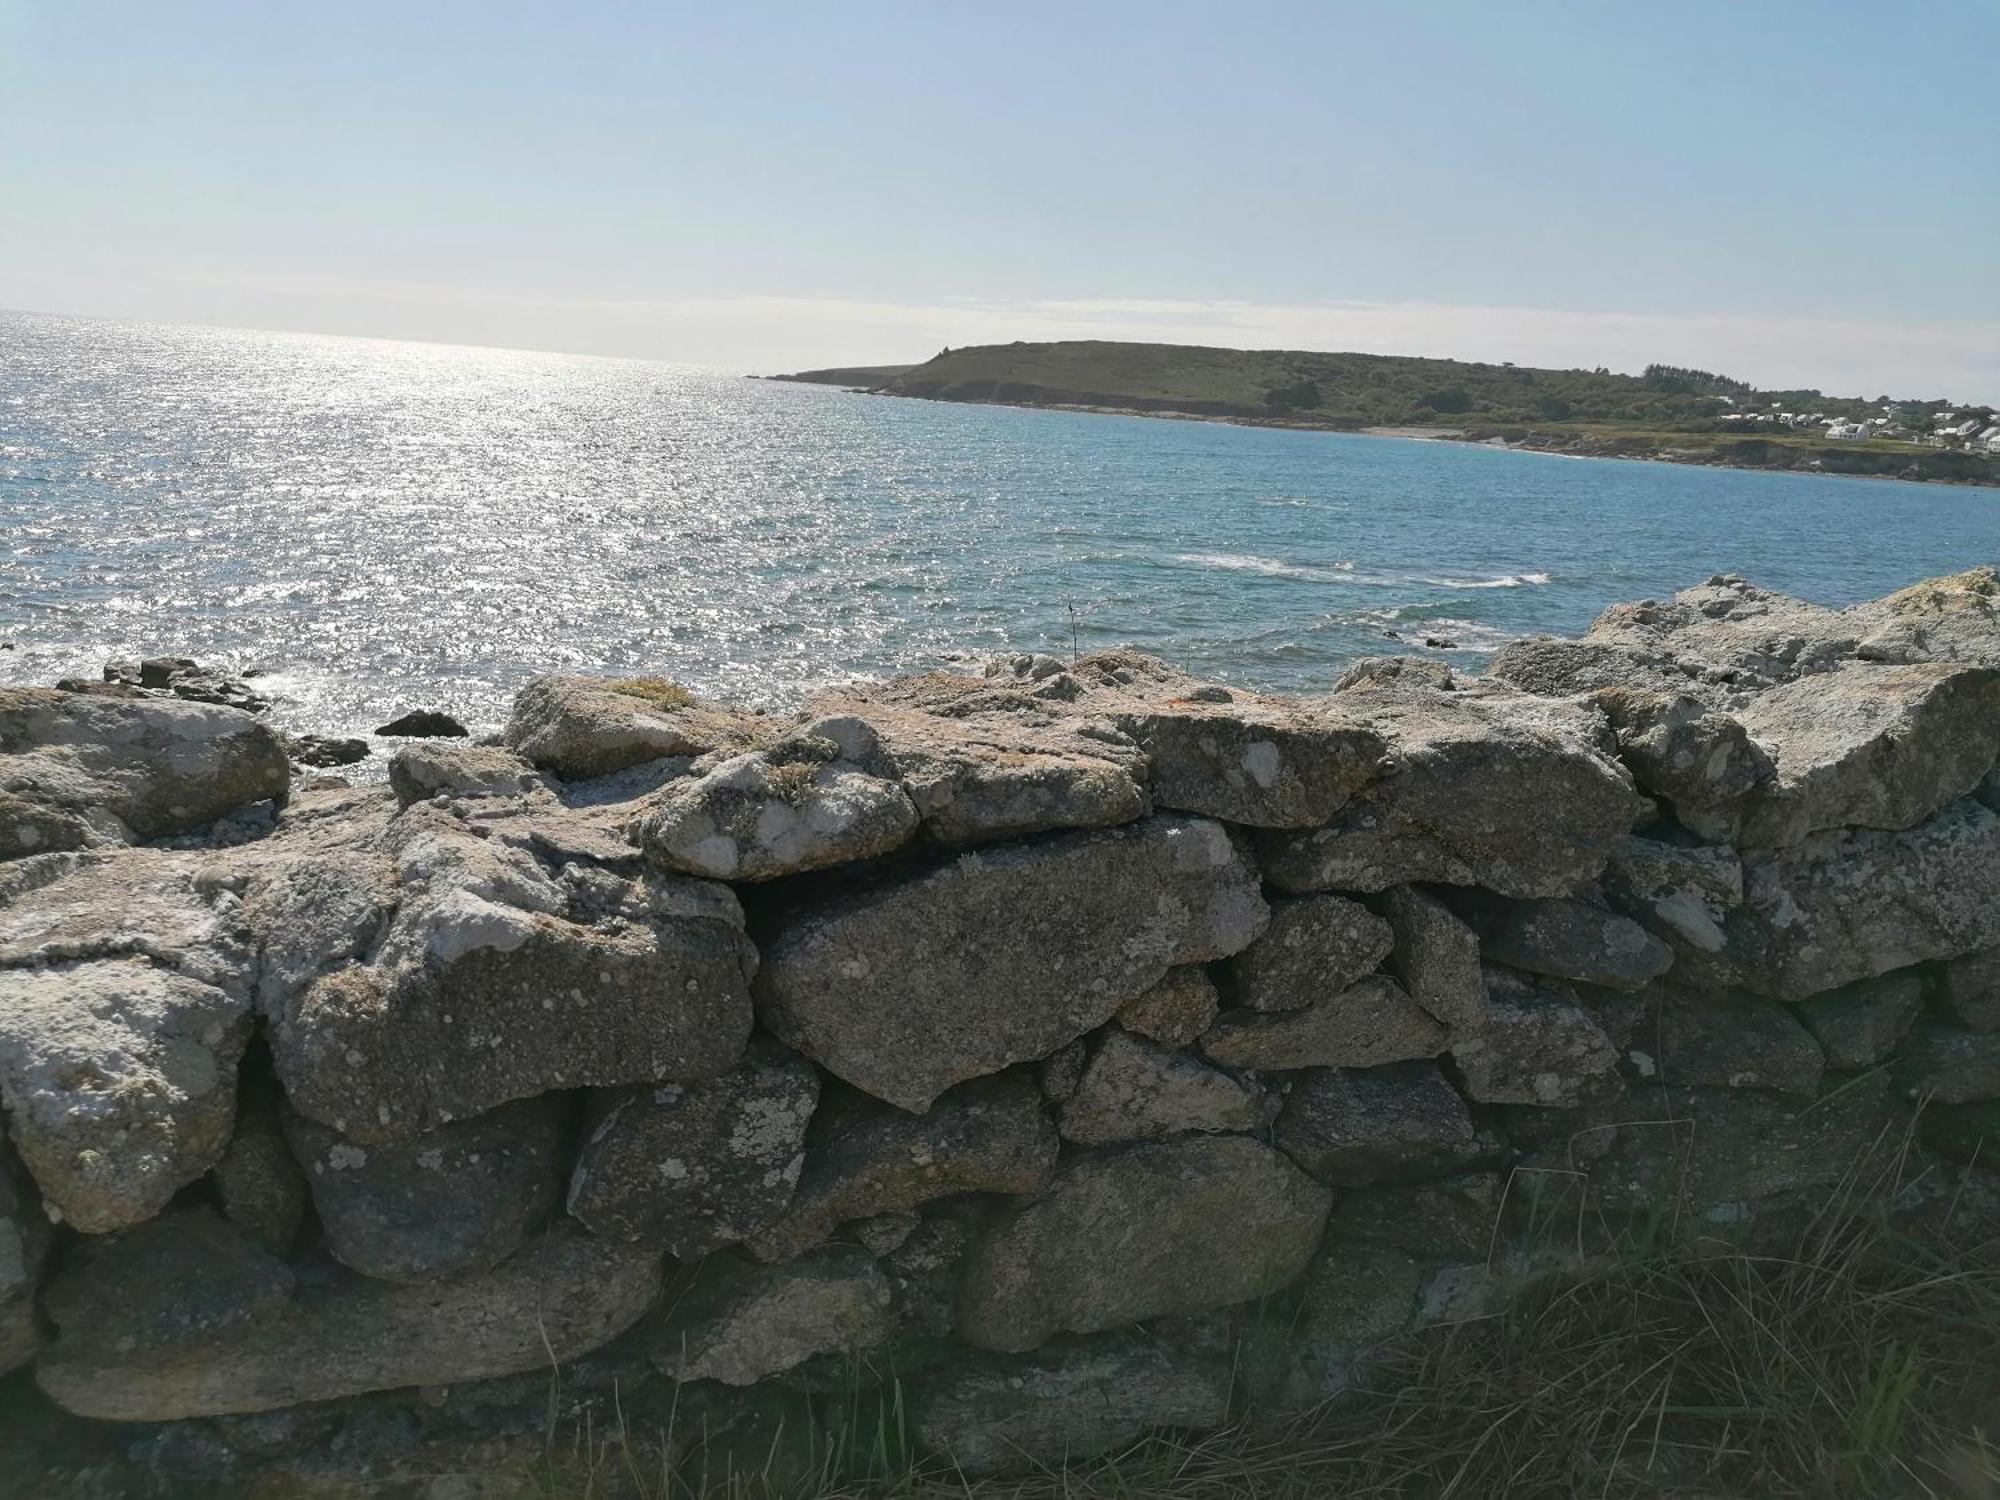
2 1 1995 396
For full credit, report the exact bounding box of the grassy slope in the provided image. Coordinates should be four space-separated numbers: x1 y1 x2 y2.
776 340 1998 483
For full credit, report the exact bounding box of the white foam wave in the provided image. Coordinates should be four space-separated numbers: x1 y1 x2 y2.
1413 571 1552 589
1177 553 1399 586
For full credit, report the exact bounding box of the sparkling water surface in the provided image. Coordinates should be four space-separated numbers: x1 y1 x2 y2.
3 311 1996 742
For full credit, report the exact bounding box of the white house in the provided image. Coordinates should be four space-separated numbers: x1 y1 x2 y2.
1825 422 1870 440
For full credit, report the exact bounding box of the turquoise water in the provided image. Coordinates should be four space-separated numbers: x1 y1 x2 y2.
3 310 1996 739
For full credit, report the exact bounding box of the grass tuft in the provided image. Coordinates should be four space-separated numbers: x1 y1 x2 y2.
606 677 697 711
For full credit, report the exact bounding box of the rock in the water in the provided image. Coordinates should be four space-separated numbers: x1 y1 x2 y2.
1223 894 1393 1011
1933 946 2000 1032
211 1080 308 1257
1795 973 1924 1070
1893 1023 2000 1104
1381 885 1487 1033
956 1134 1331 1353
1115 965 1221 1047
1453 893 1674 992
1721 798 2000 1000
747 1073 1056 1263
1057 1029 1263 1145
1636 993 1824 1096
1274 1062 1478 1187
504 675 766 780
372 710 469 738
0 956 252 1232
755 816 1267 1111
918 1337 1230 1476
567 1039 820 1256
642 1247 892 1386
386 742 541 806
262 805 757 1142
1450 968 1619 1107
1727 662 2000 847
1257 670 1644 898
1201 976 1446 1072
36 1218 661 1421
1 688 289 844
284 1094 565 1282
281 734 370 770
630 746 918 881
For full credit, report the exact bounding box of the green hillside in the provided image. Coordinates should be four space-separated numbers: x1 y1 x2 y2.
773 340 1998 484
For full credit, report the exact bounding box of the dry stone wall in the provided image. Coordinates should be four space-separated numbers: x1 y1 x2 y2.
2 567 2000 1489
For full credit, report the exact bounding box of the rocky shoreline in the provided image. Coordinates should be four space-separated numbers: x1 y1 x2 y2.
3 567 2000 1493
773 378 2000 487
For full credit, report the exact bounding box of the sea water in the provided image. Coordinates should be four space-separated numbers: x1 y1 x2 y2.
3 311 1996 740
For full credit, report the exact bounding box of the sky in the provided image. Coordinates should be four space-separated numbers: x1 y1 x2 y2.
2 1 1996 399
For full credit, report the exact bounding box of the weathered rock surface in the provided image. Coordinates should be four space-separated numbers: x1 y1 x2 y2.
1547 1075 1909 1228
262 805 757 1142
1796 973 1924 1070
1719 798 2000 1000
1201 976 1446 1071
919 1338 1231 1476
1920 1099 2000 1165
1381 884 1487 1033
1224 894 1393 1011
1636 994 1825 1095
1450 968 1619 1107
1275 1062 1477 1187
1934 945 2000 1032
1 688 289 845
1598 837 1744 980
284 1094 565 1282
1115 965 1221 1046
643 1248 892 1386
756 816 1266 1110
748 1073 1056 1263
211 1080 308 1257
1057 1029 1263 1144
1728 662 2000 847
808 672 1151 846
1454 893 1674 992
1062 651 1386 828
1256 668 1644 898
0 956 252 1232
1848 566 2000 666
504 675 765 780
568 1039 819 1256
1036 1039 1087 1101
385 742 542 806
956 1135 1331 1352
37 1218 661 1421
1582 575 1860 689
0 788 94 859
631 745 918 881
1893 1023 2000 1104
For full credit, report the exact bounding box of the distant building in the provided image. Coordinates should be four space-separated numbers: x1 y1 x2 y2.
1825 422 1870 440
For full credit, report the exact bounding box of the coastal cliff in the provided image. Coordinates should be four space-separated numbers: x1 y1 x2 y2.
3 567 2000 1491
